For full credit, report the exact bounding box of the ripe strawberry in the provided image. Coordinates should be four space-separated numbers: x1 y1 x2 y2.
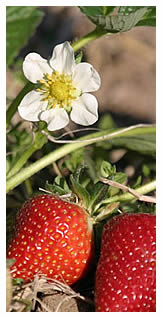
95 213 156 312
7 194 93 285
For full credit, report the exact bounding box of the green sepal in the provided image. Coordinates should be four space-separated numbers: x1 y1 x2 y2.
88 182 109 215
75 51 83 64
32 130 48 150
45 176 71 196
70 175 90 209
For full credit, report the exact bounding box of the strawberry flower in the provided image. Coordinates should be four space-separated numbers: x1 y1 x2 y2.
18 42 101 131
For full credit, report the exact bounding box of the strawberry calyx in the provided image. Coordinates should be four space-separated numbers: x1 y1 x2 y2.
43 163 123 223
41 159 156 227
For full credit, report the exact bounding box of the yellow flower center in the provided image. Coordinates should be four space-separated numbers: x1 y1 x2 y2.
36 71 80 112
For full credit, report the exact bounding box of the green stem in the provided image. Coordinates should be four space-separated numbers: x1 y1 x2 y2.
72 27 108 52
6 125 155 193
6 145 39 179
100 180 156 204
6 82 34 126
6 134 98 193
7 129 47 180
24 178 33 196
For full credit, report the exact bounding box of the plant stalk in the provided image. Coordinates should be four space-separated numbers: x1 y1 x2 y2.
100 180 156 205
6 145 40 179
6 125 155 193
72 28 109 52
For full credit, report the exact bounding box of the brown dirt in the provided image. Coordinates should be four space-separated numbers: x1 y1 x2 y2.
36 291 94 312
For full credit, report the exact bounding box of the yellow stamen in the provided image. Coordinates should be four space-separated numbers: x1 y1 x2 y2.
37 71 81 111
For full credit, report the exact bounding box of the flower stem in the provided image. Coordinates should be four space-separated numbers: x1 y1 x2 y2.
100 180 156 204
24 178 33 196
72 27 109 52
6 124 155 193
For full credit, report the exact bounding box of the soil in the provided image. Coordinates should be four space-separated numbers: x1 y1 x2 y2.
36 291 95 312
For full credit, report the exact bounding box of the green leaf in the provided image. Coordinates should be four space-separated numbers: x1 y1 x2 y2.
65 148 85 173
142 164 150 177
136 7 156 27
132 176 142 189
100 161 116 178
103 7 116 16
79 6 115 17
109 133 156 157
87 7 149 33
6 128 47 179
6 6 44 66
119 6 156 27
118 6 146 15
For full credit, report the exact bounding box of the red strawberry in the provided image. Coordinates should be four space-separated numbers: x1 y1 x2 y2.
95 213 156 312
7 194 93 285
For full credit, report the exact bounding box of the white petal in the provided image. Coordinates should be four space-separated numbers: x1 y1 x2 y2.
72 62 101 93
40 107 69 131
23 53 52 83
18 90 47 121
70 93 98 126
49 42 75 74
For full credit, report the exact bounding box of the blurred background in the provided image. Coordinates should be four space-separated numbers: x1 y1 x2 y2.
7 6 156 127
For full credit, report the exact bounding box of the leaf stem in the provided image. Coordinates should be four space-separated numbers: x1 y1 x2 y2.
72 27 108 52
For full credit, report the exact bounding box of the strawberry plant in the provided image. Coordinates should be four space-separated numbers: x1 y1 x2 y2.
6 5 156 313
